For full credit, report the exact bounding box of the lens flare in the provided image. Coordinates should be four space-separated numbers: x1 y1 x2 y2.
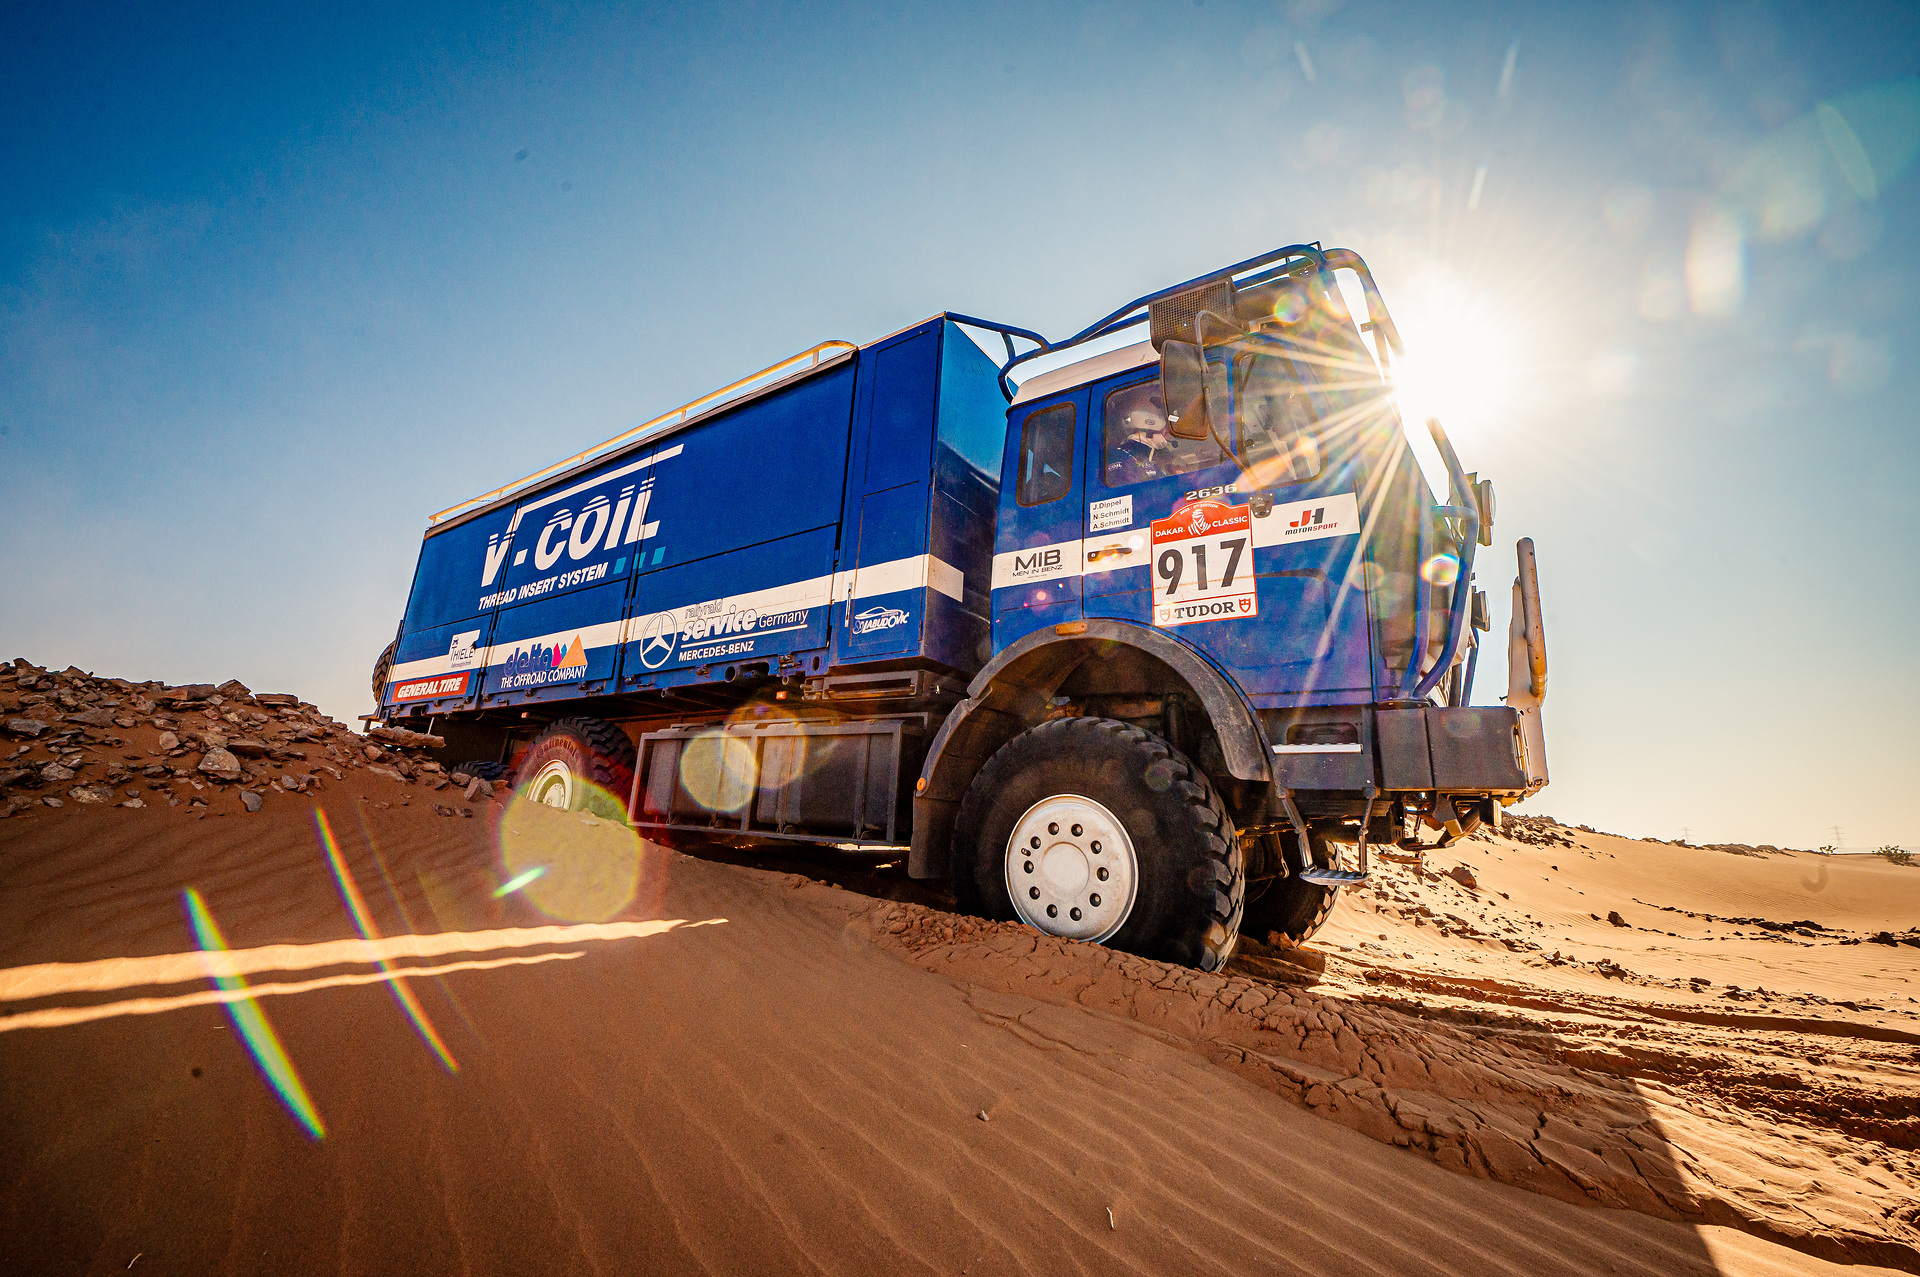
182 888 326 1140
1421 554 1461 586
678 729 756 814
497 790 643 923
493 865 548 898
313 809 458 1072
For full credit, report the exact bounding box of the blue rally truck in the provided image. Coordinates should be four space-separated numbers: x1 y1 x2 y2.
376 244 1550 970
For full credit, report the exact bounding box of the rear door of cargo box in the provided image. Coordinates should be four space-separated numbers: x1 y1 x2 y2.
384 508 517 716
839 322 943 664
617 357 858 686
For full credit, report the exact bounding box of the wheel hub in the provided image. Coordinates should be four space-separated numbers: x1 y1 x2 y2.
1005 794 1137 943
529 759 575 810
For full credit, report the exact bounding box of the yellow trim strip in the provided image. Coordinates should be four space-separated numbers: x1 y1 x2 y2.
427 340 858 527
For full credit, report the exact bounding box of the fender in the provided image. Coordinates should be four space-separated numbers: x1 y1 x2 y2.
907 618 1273 878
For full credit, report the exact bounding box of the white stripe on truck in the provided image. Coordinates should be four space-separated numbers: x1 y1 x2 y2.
387 552 964 684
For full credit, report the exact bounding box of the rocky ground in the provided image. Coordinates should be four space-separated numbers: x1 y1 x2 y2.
0 658 488 819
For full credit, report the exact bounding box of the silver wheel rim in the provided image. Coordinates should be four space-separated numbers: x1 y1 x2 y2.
529 759 575 810
1005 794 1138 943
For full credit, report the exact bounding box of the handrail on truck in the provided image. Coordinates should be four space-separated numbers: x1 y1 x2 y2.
426 339 859 527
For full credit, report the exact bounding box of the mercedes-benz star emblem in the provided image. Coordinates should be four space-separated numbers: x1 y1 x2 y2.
637 611 679 669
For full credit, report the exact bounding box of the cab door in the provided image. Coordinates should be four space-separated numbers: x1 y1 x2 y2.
1081 368 1240 628
990 391 1086 651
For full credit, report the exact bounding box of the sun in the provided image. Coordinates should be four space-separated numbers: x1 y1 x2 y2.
1379 268 1521 438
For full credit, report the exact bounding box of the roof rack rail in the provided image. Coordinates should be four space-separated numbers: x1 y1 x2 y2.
985 242 1345 400
427 339 858 527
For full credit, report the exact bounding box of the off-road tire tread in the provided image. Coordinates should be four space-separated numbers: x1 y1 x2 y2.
953 716 1243 971
450 760 512 782
371 640 397 710
517 717 638 810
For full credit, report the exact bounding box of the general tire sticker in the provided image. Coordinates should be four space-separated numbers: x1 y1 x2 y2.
1150 499 1258 627
392 672 470 702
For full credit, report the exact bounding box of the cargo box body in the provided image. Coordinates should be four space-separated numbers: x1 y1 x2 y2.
381 318 1006 720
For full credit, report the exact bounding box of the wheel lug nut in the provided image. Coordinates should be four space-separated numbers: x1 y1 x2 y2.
1048 822 1058 835
1070 907 1082 921
1091 840 1101 853
1096 867 1108 881
1029 886 1041 900
1024 860 1034 874
1089 893 1101 906
1029 836 1040 849
1046 904 1058 918
1071 824 1082 837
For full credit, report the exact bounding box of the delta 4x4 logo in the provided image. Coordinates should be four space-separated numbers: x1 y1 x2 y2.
497 635 589 689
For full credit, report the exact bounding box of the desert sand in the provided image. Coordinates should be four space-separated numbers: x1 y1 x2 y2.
2 666 1916 1275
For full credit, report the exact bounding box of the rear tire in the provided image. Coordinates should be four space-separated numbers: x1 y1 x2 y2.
952 717 1243 971
371 640 397 712
450 759 511 782
514 718 637 819
1240 829 1344 945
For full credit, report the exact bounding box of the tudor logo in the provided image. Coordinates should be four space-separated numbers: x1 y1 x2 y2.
635 610 680 669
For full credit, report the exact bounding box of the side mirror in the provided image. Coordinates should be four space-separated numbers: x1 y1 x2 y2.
1160 341 1212 441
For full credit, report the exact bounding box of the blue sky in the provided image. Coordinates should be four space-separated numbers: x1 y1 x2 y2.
4 2 1916 849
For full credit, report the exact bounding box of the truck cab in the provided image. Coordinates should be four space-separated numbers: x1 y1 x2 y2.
913 245 1548 967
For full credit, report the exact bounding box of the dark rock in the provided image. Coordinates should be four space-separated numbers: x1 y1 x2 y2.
40 763 75 783
216 680 251 699
226 738 272 758
239 790 263 812
1445 865 1477 889
198 748 242 782
1607 911 1629 928
255 694 299 706
367 724 446 750
5 718 47 737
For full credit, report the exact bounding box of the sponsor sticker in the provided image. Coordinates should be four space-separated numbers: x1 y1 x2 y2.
1150 499 1259 628
392 672 470 702
1088 494 1133 534
447 630 481 670
496 635 590 689
853 605 909 634
1259 491 1361 546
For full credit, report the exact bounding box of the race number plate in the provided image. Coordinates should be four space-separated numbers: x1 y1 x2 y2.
1150 499 1258 627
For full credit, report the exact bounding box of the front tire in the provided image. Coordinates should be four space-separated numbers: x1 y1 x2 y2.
952 717 1243 971
514 718 637 819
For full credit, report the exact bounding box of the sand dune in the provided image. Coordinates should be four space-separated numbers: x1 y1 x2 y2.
1 744 1914 1273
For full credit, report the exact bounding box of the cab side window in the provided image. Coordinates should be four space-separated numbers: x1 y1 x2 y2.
1015 403 1075 506
1102 380 1221 487
1234 352 1324 485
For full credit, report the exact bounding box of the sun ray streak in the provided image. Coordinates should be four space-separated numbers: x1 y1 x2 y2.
351 807 483 1039
182 888 326 1141
313 809 460 1071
